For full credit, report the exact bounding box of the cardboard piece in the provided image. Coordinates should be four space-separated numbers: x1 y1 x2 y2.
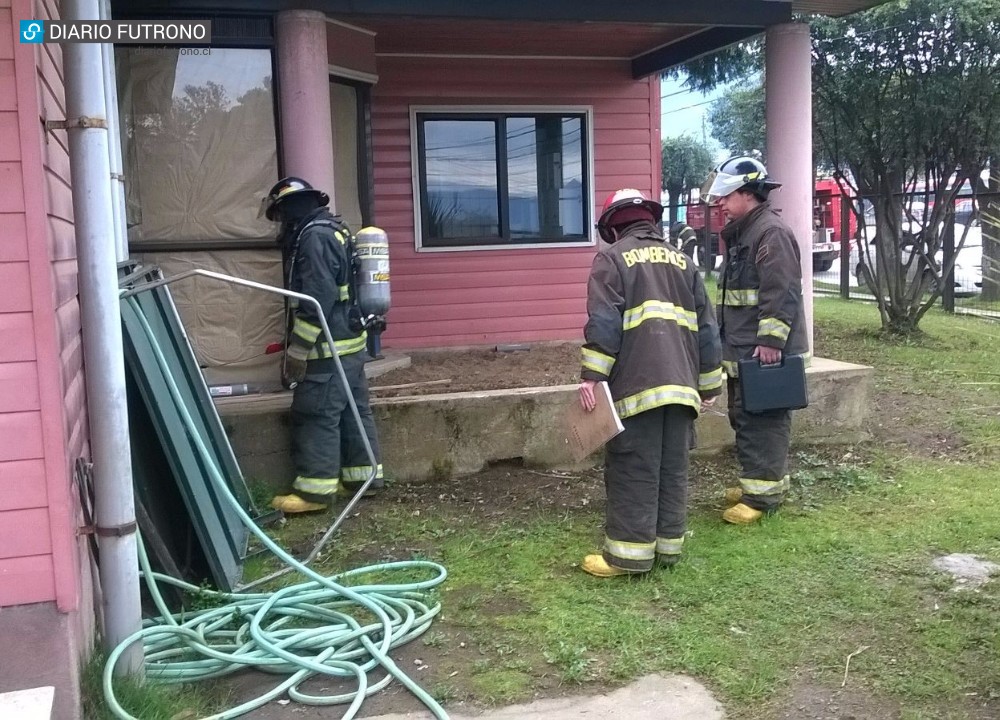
563 381 625 461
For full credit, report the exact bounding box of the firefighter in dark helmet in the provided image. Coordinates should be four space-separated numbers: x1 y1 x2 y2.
670 221 698 256
261 177 384 514
579 188 722 577
701 157 808 525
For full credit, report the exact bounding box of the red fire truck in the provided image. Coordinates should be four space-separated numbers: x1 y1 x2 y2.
812 178 857 271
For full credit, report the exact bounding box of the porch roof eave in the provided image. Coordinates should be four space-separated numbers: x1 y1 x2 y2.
113 0 794 27
110 0 894 78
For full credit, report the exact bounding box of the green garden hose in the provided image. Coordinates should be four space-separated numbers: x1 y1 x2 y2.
103 296 450 720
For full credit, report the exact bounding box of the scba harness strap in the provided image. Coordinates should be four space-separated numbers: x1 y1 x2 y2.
285 214 368 341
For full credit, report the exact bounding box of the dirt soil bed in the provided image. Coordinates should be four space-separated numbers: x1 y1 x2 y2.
370 343 580 397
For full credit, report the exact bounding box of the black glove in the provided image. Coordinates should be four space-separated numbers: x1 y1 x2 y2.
281 345 308 389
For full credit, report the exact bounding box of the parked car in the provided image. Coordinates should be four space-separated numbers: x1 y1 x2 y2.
861 224 983 298
938 225 983 297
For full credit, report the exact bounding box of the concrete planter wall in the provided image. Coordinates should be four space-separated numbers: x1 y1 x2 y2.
217 357 873 486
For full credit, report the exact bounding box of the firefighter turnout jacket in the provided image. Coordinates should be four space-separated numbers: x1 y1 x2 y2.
280 208 383 504
581 223 723 419
283 208 367 366
717 202 808 377
675 223 698 251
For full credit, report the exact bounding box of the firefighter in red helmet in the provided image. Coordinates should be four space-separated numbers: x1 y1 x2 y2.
578 189 722 577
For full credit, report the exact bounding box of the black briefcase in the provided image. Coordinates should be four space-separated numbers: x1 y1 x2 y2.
738 355 809 413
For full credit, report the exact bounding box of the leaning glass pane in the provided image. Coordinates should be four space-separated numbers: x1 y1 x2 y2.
506 115 586 240
423 120 500 240
115 47 278 245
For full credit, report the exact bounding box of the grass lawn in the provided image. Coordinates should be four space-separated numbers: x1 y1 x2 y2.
93 298 1000 719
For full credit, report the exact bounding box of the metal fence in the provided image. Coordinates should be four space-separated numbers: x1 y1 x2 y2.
813 190 1000 319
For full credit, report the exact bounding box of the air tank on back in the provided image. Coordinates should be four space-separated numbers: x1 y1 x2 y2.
354 226 391 319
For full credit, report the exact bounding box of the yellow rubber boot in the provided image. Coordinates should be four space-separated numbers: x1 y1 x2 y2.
580 554 637 578
722 502 764 525
271 494 328 514
723 487 743 505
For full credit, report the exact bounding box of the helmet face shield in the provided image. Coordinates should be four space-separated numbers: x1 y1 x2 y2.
701 156 780 203
701 169 762 203
257 193 272 220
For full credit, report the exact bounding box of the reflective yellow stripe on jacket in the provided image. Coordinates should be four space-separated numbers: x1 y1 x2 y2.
720 288 759 306
306 332 368 359
614 384 701 419
581 347 615 377
292 317 322 345
758 317 791 343
622 300 698 332
699 368 723 392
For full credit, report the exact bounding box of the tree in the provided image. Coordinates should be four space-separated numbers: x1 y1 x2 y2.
707 84 765 158
676 0 1000 335
667 42 761 94
660 136 714 226
813 0 1000 334
708 81 834 174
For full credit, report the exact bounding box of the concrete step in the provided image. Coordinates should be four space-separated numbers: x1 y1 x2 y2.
216 357 873 487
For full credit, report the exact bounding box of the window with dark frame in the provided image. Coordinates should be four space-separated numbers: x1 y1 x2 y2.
416 111 590 249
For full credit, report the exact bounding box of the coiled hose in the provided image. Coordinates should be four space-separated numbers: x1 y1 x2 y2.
103 296 449 719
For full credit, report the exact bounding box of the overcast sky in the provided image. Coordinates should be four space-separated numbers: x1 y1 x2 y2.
660 74 731 161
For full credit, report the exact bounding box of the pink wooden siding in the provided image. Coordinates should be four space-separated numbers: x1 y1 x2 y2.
371 57 660 349
0 0 86 610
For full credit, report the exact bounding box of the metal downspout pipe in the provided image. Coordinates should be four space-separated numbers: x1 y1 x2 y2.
63 0 143 673
99 0 128 262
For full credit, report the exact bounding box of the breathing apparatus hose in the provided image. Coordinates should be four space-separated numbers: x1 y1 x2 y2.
103 296 449 720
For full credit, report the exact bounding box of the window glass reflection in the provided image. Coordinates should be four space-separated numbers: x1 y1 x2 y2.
506 116 585 238
423 120 500 239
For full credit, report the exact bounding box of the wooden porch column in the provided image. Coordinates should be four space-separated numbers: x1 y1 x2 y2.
276 10 337 207
766 22 814 352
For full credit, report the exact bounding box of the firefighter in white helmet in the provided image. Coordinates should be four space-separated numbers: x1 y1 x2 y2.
702 157 808 524
578 189 722 577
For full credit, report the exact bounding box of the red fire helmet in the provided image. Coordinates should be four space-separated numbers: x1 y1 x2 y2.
596 188 663 243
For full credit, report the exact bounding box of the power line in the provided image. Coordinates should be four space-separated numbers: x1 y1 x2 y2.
815 23 909 44
661 97 718 116
661 85 700 101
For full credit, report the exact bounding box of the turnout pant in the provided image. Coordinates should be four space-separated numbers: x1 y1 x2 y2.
727 378 791 511
291 350 382 504
603 404 694 572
